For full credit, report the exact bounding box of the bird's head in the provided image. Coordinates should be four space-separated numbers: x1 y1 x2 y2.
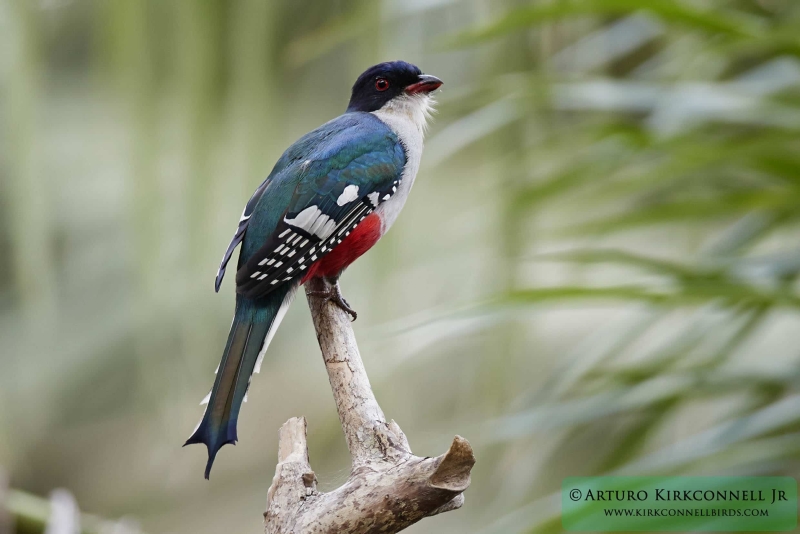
346 61 442 114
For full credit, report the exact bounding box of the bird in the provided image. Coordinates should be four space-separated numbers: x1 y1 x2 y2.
184 61 442 478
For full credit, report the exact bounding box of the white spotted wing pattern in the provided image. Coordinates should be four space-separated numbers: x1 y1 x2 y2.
235 199 377 298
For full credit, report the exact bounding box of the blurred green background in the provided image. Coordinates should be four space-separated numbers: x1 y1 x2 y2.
2 0 800 533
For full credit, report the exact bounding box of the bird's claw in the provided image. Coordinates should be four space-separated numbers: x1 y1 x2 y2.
308 284 358 321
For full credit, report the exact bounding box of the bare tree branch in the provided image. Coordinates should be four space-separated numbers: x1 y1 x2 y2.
264 278 475 533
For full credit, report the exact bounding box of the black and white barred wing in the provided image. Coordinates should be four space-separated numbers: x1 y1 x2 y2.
235 196 379 298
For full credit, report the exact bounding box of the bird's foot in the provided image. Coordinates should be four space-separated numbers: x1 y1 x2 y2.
308 281 357 321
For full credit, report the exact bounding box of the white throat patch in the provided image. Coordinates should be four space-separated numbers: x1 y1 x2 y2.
371 93 435 231
375 93 434 136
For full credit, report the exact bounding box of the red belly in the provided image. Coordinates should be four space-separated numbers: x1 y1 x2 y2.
301 213 382 282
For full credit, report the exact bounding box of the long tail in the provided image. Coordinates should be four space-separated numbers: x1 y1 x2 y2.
185 284 297 478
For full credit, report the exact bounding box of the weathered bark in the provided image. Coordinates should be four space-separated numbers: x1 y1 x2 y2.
264 278 475 533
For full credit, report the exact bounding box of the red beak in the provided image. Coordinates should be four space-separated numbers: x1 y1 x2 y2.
405 74 443 94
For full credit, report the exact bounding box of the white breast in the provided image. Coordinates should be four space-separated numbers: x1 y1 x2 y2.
371 93 434 233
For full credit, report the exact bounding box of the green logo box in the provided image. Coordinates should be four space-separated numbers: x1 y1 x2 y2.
562 477 797 531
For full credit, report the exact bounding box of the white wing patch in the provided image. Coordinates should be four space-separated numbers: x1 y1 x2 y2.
308 213 336 239
284 205 337 239
337 185 359 206
284 206 320 231
368 192 380 207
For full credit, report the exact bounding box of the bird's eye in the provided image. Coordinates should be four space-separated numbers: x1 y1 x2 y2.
375 78 389 91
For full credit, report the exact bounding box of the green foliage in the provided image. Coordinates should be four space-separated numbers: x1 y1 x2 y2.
431 1 800 532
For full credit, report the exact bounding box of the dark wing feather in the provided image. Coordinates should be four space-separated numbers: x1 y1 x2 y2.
214 179 270 292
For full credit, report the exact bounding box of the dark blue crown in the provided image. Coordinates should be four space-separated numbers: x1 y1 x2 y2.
347 61 423 113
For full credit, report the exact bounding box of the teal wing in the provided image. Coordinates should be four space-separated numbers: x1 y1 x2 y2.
216 112 405 299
